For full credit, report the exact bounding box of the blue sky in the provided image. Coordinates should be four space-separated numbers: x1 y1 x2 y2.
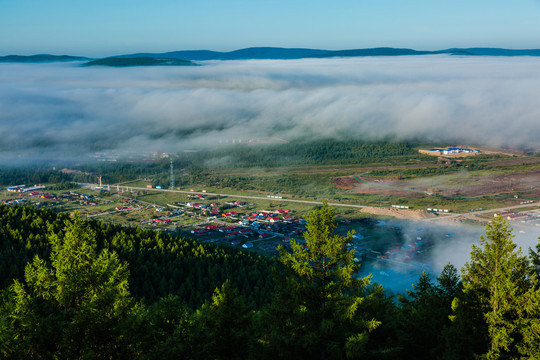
1 0 540 56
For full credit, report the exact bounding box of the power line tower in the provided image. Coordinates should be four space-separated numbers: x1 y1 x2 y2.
169 159 175 190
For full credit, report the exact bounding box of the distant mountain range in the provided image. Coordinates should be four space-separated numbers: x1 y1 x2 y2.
118 47 540 60
2 47 540 66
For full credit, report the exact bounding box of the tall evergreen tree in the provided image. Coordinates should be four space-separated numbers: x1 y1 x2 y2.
450 216 540 360
265 202 379 359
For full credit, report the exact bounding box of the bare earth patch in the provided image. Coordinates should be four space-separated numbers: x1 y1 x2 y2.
331 168 540 200
360 206 435 219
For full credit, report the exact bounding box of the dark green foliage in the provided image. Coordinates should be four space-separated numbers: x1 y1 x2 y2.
192 280 255 359
0 205 276 309
262 203 380 359
82 57 196 67
447 217 540 359
1 204 539 359
175 140 420 175
529 238 540 281
133 295 195 359
0 214 137 359
396 265 461 360
0 168 74 186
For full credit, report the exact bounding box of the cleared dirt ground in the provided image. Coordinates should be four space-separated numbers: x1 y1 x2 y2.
360 206 435 219
331 166 540 200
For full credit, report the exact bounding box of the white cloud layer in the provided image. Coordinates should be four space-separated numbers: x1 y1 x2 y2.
1 55 540 161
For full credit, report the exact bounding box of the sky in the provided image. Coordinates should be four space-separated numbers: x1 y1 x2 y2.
2 0 540 56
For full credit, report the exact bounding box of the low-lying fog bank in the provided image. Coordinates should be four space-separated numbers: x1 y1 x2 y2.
2 56 540 164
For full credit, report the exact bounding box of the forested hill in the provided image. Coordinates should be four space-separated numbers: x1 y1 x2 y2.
82 57 197 67
0 204 275 308
0 54 90 63
1 203 539 359
119 46 540 60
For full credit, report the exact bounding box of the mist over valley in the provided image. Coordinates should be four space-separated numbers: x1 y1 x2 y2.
2 55 540 164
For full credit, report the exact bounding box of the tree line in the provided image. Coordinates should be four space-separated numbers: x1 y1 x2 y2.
1 203 539 359
0 140 429 186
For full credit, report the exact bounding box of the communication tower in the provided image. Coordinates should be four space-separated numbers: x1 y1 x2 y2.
169 159 175 190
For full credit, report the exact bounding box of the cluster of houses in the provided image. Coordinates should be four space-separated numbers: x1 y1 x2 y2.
420 147 480 157
3 187 107 208
5 185 57 201
187 207 307 247
1 198 24 205
153 218 172 224
430 147 478 155
60 192 99 206
6 185 44 193
116 205 135 211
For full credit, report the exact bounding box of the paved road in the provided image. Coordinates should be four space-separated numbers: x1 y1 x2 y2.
424 202 540 222
83 183 368 209
81 183 539 221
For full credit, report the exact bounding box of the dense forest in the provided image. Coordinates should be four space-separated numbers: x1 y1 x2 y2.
0 205 275 309
1 204 539 359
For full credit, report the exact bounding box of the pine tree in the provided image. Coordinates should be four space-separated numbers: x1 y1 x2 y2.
455 216 540 359
267 202 379 359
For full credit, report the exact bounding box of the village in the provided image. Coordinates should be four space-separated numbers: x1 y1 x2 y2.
2 184 312 257
3 183 540 263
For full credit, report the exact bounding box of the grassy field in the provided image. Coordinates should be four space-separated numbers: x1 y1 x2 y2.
79 153 540 217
